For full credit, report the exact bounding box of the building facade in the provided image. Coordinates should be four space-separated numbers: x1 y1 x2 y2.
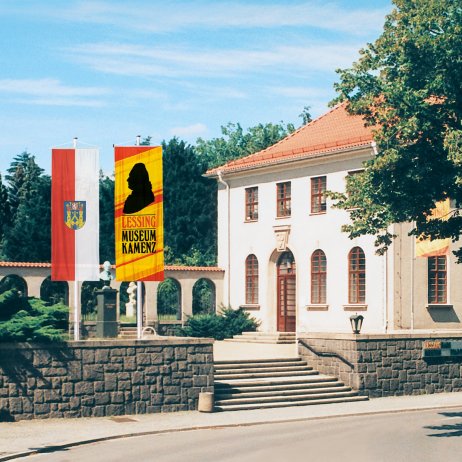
206 104 462 335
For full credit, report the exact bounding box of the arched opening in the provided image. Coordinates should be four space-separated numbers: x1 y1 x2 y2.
192 278 216 315
118 281 145 323
157 278 182 321
0 275 28 297
80 281 103 320
276 250 296 332
40 277 69 305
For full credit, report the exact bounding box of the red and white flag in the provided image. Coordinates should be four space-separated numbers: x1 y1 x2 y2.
51 148 100 281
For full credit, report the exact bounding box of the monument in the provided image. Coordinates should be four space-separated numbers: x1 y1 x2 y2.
96 261 118 338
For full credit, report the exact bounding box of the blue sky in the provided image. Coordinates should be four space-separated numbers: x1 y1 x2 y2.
0 0 392 174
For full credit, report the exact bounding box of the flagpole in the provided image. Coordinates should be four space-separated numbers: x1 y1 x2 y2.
73 136 81 341
135 135 143 340
74 281 80 341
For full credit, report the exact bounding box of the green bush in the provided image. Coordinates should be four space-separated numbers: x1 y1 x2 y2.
0 290 69 342
178 306 259 340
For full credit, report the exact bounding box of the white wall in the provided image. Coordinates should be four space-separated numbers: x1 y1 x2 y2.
217 147 388 334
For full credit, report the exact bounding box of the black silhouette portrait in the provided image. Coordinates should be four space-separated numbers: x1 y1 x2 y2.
123 163 155 214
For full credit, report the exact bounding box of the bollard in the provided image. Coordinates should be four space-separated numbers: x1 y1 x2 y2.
198 392 214 412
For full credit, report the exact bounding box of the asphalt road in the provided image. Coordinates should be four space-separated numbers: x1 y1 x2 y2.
16 407 462 462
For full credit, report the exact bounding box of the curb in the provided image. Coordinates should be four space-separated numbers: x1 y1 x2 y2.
1 403 461 461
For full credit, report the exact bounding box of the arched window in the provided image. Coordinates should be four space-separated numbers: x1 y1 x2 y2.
348 247 366 304
40 277 69 305
157 278 182 321
311 250 326 304
428 256 447 304
0 275 28 297
245 254 259 304
192 279 216 315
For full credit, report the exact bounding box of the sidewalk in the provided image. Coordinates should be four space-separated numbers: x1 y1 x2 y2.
1 392 462 461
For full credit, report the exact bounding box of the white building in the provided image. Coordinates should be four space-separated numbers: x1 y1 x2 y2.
206 104 462 335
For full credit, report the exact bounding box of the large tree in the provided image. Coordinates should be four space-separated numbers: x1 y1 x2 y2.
162 138 217 265
3 173 51 262
0 174 11 259
99 171 115 263
332 0 462 258
196 121 296 170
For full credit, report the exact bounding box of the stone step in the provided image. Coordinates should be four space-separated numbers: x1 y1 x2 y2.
215 358 302 366
240 332 296 338
225 331 297 344
215 371 337 389
214 395 368 412
215 360 306 370
214 375 339 390
215 370 319 380
215 389 360 406
223 338 296 344
215 365 313 376
215 384 349 400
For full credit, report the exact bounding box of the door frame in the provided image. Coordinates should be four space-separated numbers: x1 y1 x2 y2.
276 250 296 332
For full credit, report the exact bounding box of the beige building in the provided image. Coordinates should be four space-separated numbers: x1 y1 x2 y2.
206 104 462 334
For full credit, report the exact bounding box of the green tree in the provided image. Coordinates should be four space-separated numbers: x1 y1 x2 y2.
99 171 115 263
3 162 51 262
299 106 313 125
163 138 217 265
331 0 462 258
5 152 44 219
0 174 10 259
196 121 295 169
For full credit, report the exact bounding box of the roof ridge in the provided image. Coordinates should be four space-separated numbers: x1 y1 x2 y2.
210 103 347 174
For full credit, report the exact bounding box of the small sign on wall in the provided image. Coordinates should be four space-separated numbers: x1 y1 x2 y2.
423 340 462 358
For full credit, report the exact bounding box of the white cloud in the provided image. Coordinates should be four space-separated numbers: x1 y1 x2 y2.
268 85 333 99
170 123 208 138
0 78 109 107
7 1 388 36
67 41 363 79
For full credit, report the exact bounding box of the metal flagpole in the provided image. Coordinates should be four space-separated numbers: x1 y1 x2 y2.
135 135 143 340
74 281 80 341
73 137 80 341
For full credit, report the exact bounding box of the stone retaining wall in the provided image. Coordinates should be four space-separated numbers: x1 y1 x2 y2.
0 338 213 421
298 333 462 398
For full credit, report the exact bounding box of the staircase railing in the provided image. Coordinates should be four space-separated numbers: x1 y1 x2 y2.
297 339 354 369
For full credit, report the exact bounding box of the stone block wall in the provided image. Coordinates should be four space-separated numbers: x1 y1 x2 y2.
0 338 213 421
298 333 462 398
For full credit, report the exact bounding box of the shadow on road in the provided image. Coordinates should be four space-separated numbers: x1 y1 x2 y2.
425 411 462 438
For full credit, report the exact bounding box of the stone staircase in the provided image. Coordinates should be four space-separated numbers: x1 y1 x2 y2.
214 357 367 411
224 331 296 344
118 326 137 339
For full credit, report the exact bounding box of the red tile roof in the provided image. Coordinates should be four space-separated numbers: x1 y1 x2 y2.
205 104 374 176
0 262 223 272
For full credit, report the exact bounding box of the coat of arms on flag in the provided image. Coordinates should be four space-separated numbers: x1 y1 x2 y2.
64 201 86 230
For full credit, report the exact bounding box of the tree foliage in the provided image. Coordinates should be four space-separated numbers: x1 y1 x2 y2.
196 121 295 169
2 152 51 261
332 0 462 258
99 171 115 263
163 138 217 265
0 290 68 342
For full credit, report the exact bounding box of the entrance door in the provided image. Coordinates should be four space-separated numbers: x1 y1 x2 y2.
277 251 296 332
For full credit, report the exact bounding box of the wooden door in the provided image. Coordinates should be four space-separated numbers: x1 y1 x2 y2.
277 251 296 332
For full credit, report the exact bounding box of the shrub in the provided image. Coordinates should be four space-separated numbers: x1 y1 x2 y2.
178 306 259 340
0 290 69 342
221 306 260 338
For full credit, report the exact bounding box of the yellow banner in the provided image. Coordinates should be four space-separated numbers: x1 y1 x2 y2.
114 146 164 281
415 199 450 257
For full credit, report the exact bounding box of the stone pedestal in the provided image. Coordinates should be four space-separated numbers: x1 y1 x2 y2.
96 289 119 338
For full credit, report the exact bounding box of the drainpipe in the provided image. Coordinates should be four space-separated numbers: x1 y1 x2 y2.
217 171 231 307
